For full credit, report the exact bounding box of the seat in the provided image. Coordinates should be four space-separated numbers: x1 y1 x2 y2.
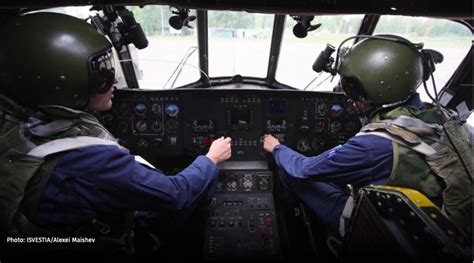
340 185 471 262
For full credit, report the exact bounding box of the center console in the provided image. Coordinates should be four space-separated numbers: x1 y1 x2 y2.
204 162 281 260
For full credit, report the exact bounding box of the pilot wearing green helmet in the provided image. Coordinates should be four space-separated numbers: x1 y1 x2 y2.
0 12 117 110
0 12 232 257
338 34 425 112
264 35 472 245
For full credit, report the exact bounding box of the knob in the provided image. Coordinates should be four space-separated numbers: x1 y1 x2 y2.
135 120 147 132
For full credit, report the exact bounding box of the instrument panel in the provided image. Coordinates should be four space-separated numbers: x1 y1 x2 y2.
100 87 362 160
99 86 362 258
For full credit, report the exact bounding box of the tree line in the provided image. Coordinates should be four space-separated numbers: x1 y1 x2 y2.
129 6 470 38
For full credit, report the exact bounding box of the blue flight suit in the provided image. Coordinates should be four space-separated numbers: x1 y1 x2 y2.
272 136 392 236
36 145 218 231
271 94 426 236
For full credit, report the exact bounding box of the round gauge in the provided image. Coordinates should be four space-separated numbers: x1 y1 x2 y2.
317 103 328 117
226 179 238 192
330 121 342 133
257 176 269 190
242 174 254 190
151 103 162 115
330 104 343 118
165 103 179 117
134 103 147 115
135 120 147 132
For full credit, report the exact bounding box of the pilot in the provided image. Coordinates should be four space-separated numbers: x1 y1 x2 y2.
0 12 231 255
263 35 472 241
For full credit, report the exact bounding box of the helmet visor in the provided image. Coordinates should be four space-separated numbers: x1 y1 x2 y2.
340 77 370 103
89 49 116 94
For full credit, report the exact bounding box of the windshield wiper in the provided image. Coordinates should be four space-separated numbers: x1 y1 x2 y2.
164 46 198 89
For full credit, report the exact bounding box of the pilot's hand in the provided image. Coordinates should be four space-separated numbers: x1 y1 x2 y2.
206 137 232 164
263 134 280 153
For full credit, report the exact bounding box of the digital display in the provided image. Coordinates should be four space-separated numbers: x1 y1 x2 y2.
268 100 286 114
230 110 251 127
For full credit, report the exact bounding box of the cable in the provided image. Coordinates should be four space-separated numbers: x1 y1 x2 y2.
422 81 437 103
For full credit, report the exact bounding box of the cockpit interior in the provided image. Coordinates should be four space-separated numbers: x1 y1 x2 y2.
0 0 472 262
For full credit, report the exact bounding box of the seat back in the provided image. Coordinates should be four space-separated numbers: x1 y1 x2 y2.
341 185 471 262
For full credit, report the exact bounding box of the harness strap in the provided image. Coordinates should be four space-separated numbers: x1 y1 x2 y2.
20 155 61 227
339 195 354 237
356 131 437 156
28 119 80 137
28 136 119 158
383 115 441 136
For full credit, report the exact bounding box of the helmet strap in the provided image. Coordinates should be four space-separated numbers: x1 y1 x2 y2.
368 93 416 119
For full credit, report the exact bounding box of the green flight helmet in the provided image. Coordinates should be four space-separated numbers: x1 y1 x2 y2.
337 35 424 106
0 12 114 110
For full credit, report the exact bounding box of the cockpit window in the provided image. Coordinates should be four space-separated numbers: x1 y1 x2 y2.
207 11 274 78
373 16 472 102
128 6 200 89
276 15 364 91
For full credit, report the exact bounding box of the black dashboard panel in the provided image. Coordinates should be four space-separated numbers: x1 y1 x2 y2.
99 86 362 259
100 87 362 161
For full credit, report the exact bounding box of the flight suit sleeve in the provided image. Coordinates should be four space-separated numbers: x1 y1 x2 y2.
129 155 219 214
48 145 219 217
271 135 392 184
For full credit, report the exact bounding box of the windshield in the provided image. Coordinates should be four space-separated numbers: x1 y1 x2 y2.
276 15 472 104
43 7 471 100
127 6 200 89
207 11 274 78
373 16 472 102
276 15 364 91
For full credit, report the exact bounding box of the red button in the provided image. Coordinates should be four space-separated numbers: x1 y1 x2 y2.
201 137 211 146
265 218 273 227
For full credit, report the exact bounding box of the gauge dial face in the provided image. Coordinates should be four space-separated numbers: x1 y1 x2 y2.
330 103 343 118
165 103 180 117
151 103 162 114
330 121 342 133
134 103 147 115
